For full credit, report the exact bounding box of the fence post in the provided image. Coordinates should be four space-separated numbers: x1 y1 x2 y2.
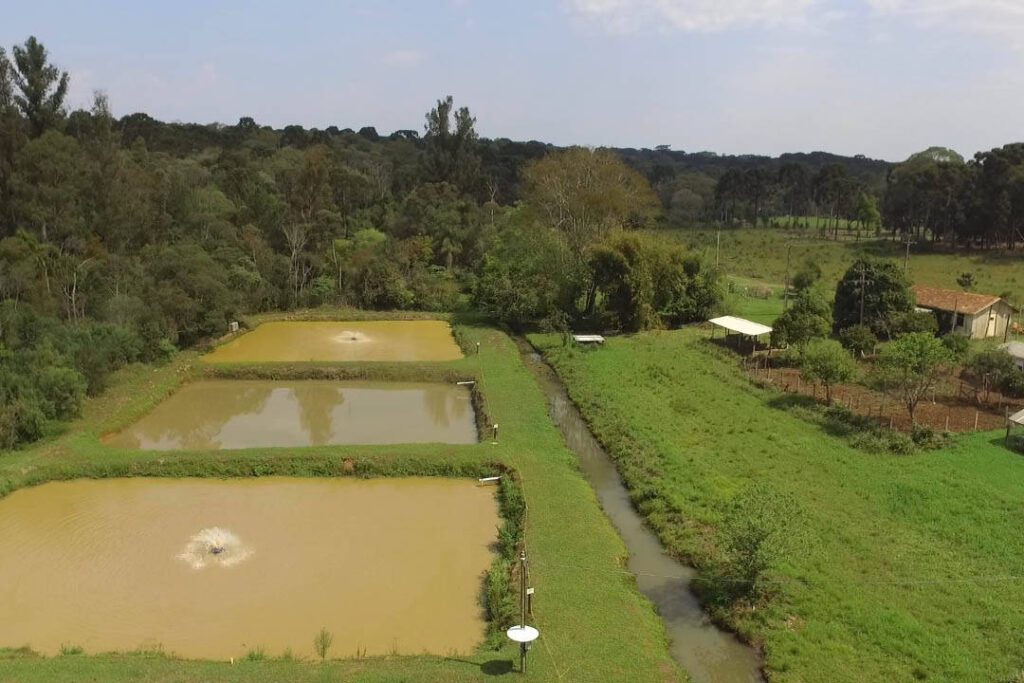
974 411 980 431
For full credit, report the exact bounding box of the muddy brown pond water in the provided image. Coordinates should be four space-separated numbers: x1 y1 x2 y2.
104 380 477 450
204 320 464 363
0 477 498 659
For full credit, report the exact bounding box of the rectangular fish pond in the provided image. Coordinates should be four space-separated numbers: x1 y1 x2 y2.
0 477 499 659
104 380 479 450
204 320 465 363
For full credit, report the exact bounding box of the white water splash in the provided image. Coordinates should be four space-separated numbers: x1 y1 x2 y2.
333 330 370 343
178 527 252 569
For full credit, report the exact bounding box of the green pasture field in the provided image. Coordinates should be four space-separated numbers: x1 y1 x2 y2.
667 227 1024 304
532 328 1024 683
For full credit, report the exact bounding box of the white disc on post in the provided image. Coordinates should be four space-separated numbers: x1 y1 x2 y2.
506 625 540 643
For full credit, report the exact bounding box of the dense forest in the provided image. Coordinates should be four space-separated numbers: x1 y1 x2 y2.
0 35 1020 449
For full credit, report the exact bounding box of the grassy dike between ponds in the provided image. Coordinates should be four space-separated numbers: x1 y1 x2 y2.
531 328 1024 683
0 319 685 683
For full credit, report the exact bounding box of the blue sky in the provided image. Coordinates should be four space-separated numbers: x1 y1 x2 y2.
4 0 1023 161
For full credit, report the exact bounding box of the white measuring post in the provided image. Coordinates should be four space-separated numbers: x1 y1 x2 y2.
506 549 539 673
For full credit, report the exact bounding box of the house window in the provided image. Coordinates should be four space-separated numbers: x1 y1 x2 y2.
955 313 965 328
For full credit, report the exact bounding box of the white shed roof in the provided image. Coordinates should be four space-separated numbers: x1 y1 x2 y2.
708 316 773 337
1010 408 1024 426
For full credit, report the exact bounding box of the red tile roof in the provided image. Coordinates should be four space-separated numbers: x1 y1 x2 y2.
912 285 1004 315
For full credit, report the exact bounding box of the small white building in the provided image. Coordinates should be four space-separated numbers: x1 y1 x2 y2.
912 285 1015 340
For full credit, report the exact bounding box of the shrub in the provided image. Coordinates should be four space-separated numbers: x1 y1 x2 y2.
839 324 878 357
0 398 46 449
965 348 1018 402
909 424 950 449
1003 370 1024 399
940 333 970 361
889 310 939 337
801 339 857 405
774 289 832 349
876 333 953 424
245 646 266 661
313 627 333 661
849 429 916 455
716 483 803 599
36 366 87 420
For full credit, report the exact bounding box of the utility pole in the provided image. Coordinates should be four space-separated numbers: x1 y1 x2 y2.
783 244 792 311
505 550 539 674
716 229 721 270
520 550 528 672
856 264 872 327
903 232 914 273
859 264 867 326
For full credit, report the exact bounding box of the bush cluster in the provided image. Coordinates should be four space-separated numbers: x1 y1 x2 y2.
0 302 171 448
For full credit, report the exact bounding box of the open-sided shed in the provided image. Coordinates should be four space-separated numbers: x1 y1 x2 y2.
708 316 773 354
1007 408 1024 453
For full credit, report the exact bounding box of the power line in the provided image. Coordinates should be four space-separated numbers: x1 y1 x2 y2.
530 559 1024 588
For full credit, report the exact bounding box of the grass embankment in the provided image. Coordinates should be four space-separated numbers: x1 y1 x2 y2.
0 318 684 682
533 329 1024 683
666 227 1024 303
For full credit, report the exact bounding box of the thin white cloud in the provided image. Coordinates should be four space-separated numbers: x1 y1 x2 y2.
565 0 823 32
381 50 425 68
867 0 1024 48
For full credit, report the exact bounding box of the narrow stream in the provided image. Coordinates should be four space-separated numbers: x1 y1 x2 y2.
517 339 763 683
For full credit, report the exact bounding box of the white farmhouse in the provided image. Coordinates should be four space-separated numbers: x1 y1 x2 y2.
912 285 1015 340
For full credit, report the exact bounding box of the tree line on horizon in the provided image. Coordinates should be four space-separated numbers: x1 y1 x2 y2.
700 144 1024 250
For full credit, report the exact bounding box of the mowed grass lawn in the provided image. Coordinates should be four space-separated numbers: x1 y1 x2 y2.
0 322 684 683
667 227 1024 303
533 329 1024 683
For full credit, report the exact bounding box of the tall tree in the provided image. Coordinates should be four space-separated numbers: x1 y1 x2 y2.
422 95 481 197
11 131 86 247
0 48 24 233
523 147 660 253
882 148 968 242
11 36 68 137
833 258 913 337
812 164 852 237
777 163 811 217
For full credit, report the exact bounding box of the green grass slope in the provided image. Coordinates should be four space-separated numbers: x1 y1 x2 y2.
533 329 1024 683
